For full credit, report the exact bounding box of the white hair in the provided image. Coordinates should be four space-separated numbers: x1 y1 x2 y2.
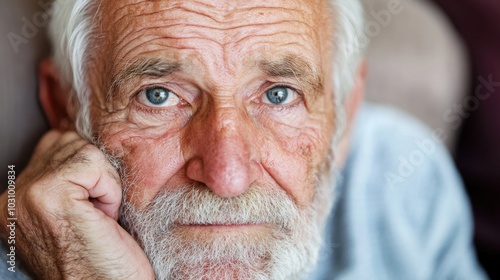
329 0 366 143
48 0 365 140
48 0 96 139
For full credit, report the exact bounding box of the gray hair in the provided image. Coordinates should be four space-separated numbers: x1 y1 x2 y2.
48 0 366 140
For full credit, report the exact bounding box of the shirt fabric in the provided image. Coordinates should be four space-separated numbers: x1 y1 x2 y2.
310 103 487 280
0 103 487 279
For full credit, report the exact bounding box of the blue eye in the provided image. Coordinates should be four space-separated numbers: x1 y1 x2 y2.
266 86 288 104
265 86 294 105
146 87 169 105
138 86 181 108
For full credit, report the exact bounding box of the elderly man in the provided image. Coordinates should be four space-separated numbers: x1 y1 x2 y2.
0 0 487 279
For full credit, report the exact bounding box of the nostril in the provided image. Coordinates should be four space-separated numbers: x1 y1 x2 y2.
202 156 252 197
185 153 254 198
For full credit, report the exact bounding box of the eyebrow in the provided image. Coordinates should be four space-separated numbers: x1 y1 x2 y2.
258 55 324 96
110 58 181 99
109 55 324 99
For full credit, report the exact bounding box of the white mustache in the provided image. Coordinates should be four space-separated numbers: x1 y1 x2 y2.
123 183 300 233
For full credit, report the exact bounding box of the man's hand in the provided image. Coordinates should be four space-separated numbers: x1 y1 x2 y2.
0 131 154 279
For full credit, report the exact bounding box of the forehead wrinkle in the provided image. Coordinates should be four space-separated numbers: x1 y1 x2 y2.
111 7 312 45
116 31 222 65
108 1 237 33
107 0 315 40
113 19 313 61
165 0 308 24
103 0 322 55
109 57 181 100
229 30 315 51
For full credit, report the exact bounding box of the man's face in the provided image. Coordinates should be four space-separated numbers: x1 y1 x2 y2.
88 0 337 277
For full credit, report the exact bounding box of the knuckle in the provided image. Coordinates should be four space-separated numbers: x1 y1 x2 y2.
22 181 55 212
44 140 88 168
23 183 41 205
79 144 107 162
22 176 83 214
53 143 100 169
59 131 81 143
79 143 99 153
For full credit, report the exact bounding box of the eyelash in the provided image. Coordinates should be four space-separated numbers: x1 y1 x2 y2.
133 102 181 117
131 85 187 116
268 99 302 112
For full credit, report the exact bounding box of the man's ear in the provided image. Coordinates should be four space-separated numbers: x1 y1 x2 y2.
39 58 72 130
344 61 366 130
335 61 366 167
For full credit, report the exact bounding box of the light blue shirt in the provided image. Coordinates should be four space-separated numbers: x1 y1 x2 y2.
1 103 487 279
310 103 487 280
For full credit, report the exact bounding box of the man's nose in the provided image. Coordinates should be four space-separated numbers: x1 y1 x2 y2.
185 106 262 198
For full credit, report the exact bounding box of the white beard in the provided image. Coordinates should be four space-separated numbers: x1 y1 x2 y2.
119 166 336 280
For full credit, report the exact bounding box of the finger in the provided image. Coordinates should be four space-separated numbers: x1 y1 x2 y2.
33 131 87 166
91 166 123 220
59 144 123 220
32 130 62 158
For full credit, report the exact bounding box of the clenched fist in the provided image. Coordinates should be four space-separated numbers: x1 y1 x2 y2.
0 131 154 279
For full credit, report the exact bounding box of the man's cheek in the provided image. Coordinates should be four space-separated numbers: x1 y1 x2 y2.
106 133 185 206
261 130 324 208
270 118 327 164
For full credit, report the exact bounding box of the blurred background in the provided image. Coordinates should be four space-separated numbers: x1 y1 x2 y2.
361 0 500 278
0 0 499 278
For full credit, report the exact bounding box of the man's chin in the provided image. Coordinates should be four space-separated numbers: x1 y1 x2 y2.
118 181 336 279
165 260 269 280
159 223 286 259
174 223 276 240
144 227 281 279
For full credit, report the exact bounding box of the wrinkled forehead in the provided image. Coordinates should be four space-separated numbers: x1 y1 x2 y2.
95 0 333 84
99 0 328 26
